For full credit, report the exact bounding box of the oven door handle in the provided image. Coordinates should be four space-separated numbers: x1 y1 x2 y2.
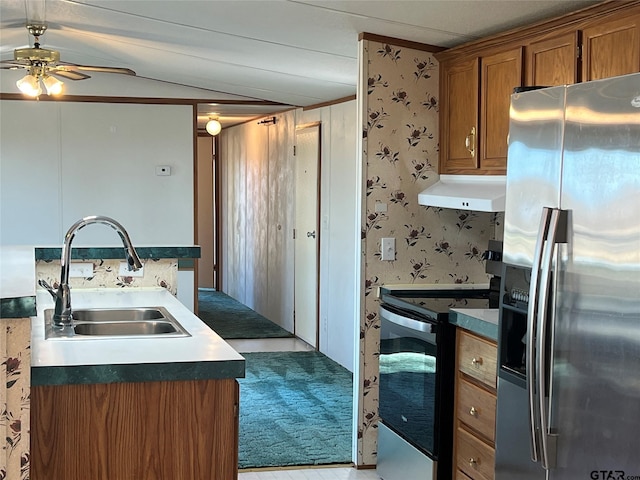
379 304 435 333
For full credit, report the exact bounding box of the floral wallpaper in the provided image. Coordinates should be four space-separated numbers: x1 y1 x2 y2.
1 318 31 480
356 40 503 465
36 258 178 295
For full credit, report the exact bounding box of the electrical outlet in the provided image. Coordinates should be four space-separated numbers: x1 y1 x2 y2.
69 262 94 278
381 237 395 261
119 261 144 277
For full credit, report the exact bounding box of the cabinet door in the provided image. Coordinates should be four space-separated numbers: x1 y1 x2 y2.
582 13 640 81
480 47 523 173
526 31 579 86
440 57 479 173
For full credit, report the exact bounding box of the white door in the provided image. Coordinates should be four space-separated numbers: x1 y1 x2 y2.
294 123 320 347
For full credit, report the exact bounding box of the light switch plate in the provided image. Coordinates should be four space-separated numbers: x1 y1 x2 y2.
375 202 388 213
119 261 144 277
381 237 395 261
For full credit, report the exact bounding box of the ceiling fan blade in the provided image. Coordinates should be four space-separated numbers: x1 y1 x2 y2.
0 60 29 69
49 68 91 81
58 63 136 76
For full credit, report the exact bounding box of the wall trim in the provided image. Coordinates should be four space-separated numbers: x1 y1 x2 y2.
303 95 356 111
359 32 446 53
0 93 287 106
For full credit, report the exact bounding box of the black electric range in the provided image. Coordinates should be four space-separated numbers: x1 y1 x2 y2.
376 285 492 480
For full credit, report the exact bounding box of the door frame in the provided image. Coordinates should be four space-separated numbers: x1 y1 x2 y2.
194 131 221 294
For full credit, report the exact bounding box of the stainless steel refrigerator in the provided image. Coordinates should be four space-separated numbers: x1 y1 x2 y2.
495 72 640 480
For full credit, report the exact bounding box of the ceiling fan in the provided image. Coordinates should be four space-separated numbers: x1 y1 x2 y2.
0 23 136 96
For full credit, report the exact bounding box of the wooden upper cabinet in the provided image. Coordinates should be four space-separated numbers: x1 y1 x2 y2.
582 13 640 81
526 32 580 86
479 47 523 173
440 57 479 174
440 48 522 175
437 1 640 176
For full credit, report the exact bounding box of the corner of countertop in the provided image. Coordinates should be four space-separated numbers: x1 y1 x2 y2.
449 308 499 341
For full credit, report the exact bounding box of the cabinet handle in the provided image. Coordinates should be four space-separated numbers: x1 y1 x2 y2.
471 357 483 366
465 127 476 158
469 457 478 468
469 406 478 417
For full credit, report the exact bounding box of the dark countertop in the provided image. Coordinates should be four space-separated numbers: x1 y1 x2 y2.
449 308 499 341
35 245 201 261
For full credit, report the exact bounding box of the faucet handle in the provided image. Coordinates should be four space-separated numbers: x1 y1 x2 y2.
38 279 59 300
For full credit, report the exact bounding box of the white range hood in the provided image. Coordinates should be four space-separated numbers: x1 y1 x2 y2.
418 175 506 212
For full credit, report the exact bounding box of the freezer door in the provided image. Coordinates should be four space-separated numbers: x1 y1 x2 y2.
550 73 640 478
495 378 546 480
503 85 566 268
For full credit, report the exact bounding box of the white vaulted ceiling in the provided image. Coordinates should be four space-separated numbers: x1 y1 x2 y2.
0 0 600 127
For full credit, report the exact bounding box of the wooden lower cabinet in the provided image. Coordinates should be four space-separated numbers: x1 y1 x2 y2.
454 329 497 480
31 378 239 480
456 469 474 480
456 428 495 480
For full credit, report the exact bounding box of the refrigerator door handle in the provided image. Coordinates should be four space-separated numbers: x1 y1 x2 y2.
527 206 552 463
537 208 567 470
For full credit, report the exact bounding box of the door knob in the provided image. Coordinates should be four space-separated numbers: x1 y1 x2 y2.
307 231 316 238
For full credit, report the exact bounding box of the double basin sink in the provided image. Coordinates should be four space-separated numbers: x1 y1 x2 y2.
44 306 191 340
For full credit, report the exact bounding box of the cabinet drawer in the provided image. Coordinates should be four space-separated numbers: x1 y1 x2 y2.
458 330 497 389
456 469 473 480
456 427 495 480
457 378 496 442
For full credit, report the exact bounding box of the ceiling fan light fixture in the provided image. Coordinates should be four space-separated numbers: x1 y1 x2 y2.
206 118 222 136
16 74 41 97
43 75 63 95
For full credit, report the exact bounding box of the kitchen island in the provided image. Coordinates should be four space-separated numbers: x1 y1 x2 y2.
30 287 245 480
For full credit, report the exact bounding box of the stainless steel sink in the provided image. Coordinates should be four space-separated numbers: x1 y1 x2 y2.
73 321 180 336
72 307 166 322
44 306 190 339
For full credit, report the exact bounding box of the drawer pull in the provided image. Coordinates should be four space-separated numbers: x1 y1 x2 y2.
469 406 478 417
471 357 483 366
469 457 478 468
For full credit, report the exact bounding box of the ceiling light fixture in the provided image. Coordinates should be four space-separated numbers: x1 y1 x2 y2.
42 74 63 95
15 68 63 97
16 73 42 96
206 118 222 136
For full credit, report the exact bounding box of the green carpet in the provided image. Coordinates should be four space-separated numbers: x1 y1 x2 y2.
197 290 293 339
238 351 353 468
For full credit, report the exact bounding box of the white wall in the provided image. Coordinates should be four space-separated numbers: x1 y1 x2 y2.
0 100 194 246
297 101 358 371
0 99 195 309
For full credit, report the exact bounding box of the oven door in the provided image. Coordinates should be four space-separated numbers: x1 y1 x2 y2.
379 303 440 457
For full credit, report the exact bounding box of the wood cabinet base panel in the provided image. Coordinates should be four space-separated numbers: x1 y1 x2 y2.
31 378 239 480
